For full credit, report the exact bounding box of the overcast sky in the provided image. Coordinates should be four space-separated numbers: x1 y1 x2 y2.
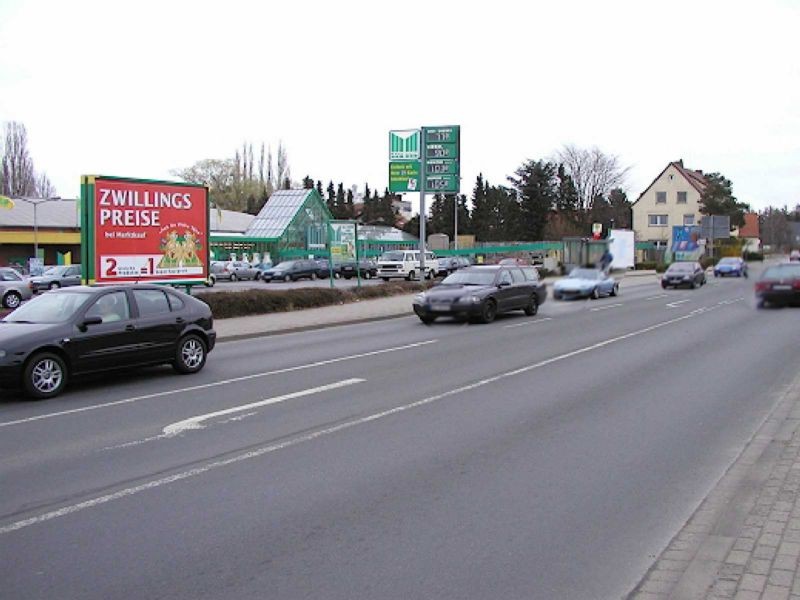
0 0 797 213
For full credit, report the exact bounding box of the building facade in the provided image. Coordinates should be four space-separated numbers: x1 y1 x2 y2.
632 160 707 248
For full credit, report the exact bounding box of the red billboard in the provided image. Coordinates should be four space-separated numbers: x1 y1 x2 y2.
82 176 209 285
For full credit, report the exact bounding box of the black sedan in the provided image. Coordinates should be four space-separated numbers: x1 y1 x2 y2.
0 285 216 399
412 265 546 324
661 261 706 289
755 263 800 308
338 259 378 280
262 260 320 282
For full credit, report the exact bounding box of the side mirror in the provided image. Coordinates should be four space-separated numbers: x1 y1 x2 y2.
80 316 103 331
498 281 511 288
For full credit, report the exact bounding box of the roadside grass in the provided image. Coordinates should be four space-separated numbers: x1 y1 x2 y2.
196 281 433 319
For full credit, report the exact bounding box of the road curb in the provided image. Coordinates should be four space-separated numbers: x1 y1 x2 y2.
216 311 412 342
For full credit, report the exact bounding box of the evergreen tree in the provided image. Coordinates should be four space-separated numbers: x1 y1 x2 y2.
699 172 749 228
302 175 314 189
508 160 557 241
471 175 494 241
316 180 324 199
336 182 346 219
345 188 355 219
326 181 336 214
607 187 632 229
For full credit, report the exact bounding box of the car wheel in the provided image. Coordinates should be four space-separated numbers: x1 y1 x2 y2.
311 272 317 280
363 271 371 280
714 273 718 278
381 277 389 282
173 334 207 374
419 315 437 324
479 299 497 323
23 352 68 399
661 283 668 289
610 284 619 297
523 295 539 316
284 274 291 282
49 281 60 290
3 291 22 309
591 287 600 300
334 272 341 279
230 273 237 282
255 272 261 280
690 281 696 289
407 270 416 281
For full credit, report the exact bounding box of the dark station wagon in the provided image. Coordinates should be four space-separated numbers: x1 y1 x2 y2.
412 265 547 324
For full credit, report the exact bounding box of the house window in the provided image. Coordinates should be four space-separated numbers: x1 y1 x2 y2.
649 214 668 227
656 192 667 204
677 191 687 204
683 214 695 226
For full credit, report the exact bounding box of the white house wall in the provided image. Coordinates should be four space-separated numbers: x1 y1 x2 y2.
632 164 703 247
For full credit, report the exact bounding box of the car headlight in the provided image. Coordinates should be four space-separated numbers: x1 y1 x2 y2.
0 350 6 358
469 295 481 304
414 293 426 304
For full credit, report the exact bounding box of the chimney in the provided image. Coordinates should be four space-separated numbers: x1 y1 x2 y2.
676 159 683 167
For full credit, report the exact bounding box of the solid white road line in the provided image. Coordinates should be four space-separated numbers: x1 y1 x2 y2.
666 299 692 308
503 317 553 329
589 303 624 312
163 378 365 436
0 340 437 428
0 305 726 535
645 294 669 301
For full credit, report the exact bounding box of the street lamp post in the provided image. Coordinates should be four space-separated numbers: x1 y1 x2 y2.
14 196 62 268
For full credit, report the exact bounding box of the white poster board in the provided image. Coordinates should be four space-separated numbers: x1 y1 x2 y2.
608 229 635 270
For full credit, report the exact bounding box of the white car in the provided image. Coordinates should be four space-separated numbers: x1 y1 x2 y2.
377 250 438 281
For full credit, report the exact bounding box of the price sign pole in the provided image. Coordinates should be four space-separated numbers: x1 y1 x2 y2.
419 127 427 279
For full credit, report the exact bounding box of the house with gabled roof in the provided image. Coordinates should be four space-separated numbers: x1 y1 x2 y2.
632 160 708 249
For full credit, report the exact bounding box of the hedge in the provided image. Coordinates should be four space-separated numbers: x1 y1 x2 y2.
196 281 432 319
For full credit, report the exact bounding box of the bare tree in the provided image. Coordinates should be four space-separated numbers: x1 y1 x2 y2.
1 122 37 197
276 141 291 190
760 207 791 250
554 144 631 212
35 172 56 198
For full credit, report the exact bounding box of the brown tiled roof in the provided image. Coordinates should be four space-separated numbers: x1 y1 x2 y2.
738 212 760 238
632 160 709 206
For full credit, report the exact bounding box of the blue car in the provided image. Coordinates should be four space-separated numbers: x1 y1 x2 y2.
714 257 747 278
552 268 619 300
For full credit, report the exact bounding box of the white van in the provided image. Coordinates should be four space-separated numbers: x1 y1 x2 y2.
377 250 438 281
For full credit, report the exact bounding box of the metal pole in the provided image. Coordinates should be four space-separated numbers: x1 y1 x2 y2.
454 194 458 250
33 201 39 262
418 127 426 281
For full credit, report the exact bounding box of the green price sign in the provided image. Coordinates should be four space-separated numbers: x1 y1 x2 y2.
425 143 458 160
389 160 421 192
425 126 459 144
426 159 458 175
425 174 459 193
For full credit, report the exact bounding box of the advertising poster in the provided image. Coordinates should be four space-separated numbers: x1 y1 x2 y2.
82 176 209 285
671 225 703 261
329 221 357 263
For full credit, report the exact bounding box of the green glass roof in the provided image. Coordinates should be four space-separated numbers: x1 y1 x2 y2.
245 189 312 239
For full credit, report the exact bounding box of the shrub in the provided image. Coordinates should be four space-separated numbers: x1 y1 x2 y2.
699 257 716 270
744 251 764 261
196 281 433 319
635 262 657 270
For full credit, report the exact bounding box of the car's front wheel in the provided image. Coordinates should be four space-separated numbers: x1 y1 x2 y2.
49 282 60 290
418 314 437 324
23 352 68 399
478 299 497 323
230 273 238 282
610 284 619 297
3 291 22 309
591 287 600 300
523 295 539 316
407 270 416 281
173 334 207 374
284 274 292 282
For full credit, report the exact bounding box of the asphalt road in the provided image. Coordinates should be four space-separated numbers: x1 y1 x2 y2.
1 265 799 599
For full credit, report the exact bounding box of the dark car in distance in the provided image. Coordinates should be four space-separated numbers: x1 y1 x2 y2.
339 259 378 280
29 264 82 292
661 261 706 289
412 265 546 324
314 259 341 279
0 285 216 399
262 260 320 282
755 263 800 308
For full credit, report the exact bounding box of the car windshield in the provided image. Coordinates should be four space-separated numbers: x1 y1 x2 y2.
3 291 93 323
719 258 739 265
381 251 405 261
569 269 600 279
42 266 67 276
763 265 800 279
441 270 496 286
668 263 694 273
273 262 295 271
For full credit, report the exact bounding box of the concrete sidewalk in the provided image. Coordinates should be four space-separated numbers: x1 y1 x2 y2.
213 270 659 342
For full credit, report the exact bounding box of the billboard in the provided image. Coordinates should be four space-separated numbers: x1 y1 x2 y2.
81 176 210 285
671 225 703 261
328 221 357 263
608 229 635 270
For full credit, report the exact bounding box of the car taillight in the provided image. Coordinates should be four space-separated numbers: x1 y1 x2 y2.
755 281 770 292
793 280 800 290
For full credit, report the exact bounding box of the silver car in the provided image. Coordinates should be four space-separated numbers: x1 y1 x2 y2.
0 267 34 309
225 261 261 281
29 264 82 292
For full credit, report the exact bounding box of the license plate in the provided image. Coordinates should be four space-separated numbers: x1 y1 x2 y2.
430 304 451 312
773 285 791 291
